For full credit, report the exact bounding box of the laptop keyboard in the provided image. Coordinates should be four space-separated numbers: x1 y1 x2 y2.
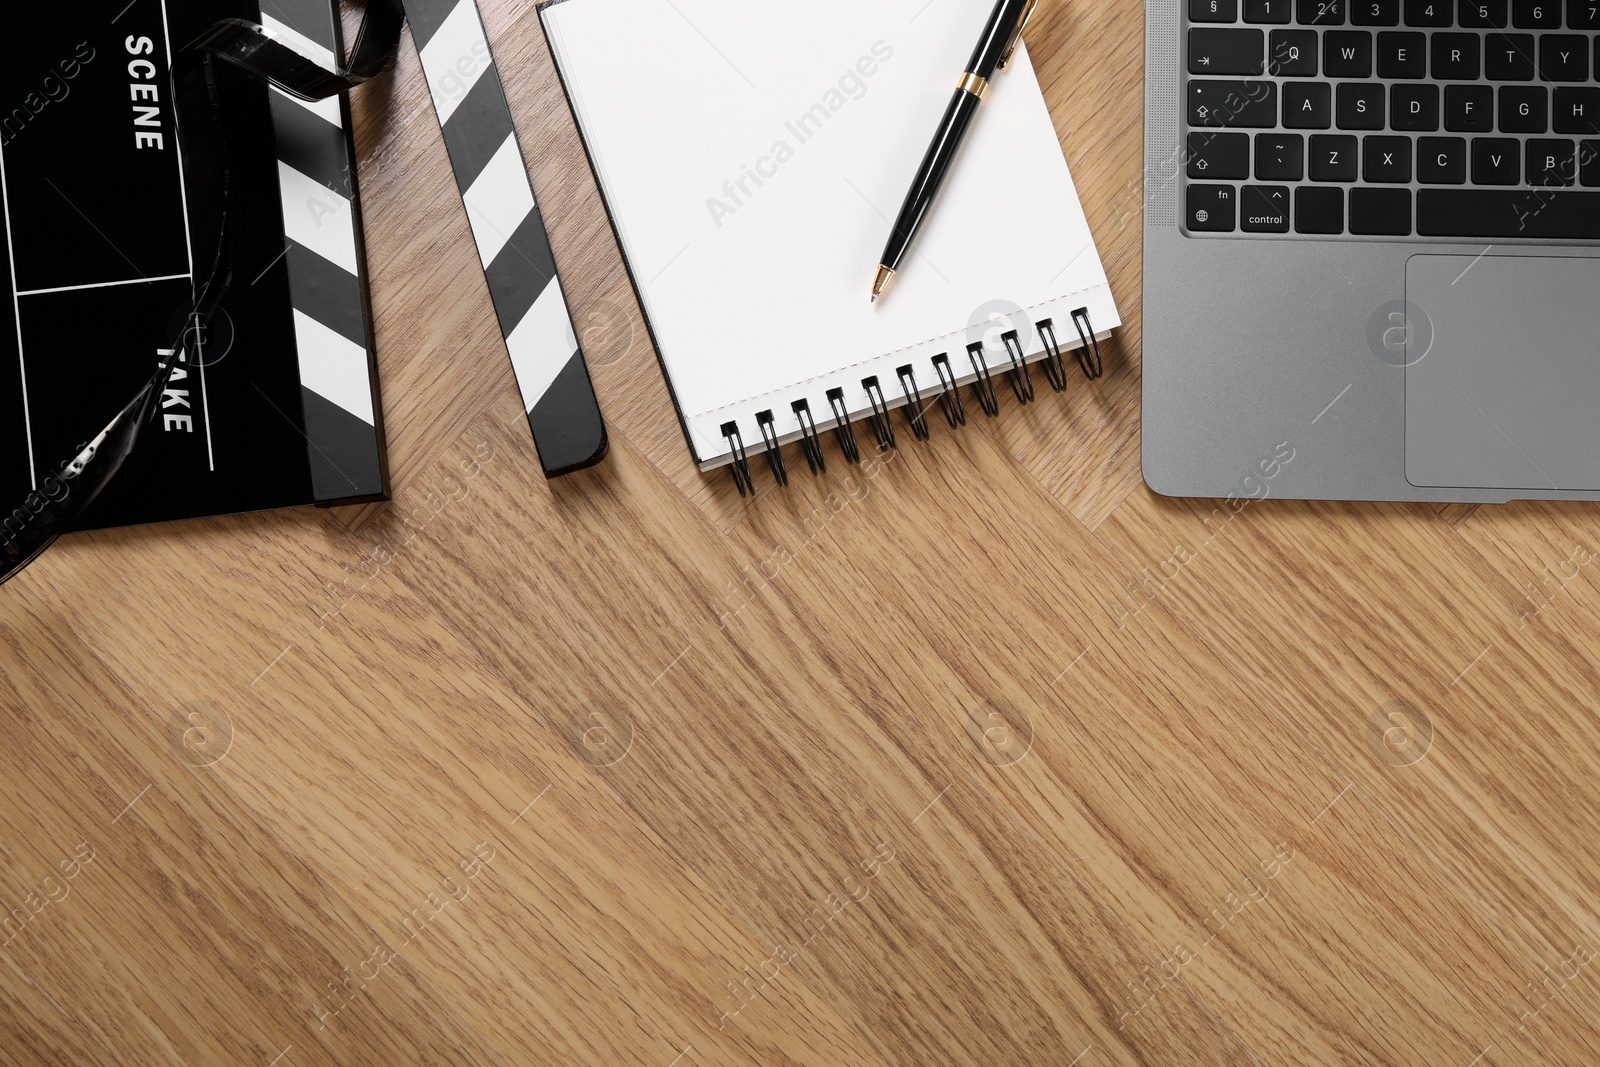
1182 0 1600 238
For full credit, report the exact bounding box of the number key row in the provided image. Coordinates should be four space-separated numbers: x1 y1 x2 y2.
1191 0 1600 26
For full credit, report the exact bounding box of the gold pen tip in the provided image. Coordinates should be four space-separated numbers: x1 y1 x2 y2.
871 265 895 303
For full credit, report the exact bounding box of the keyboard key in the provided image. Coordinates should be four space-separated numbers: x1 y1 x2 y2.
1500 86 1548 132
1296 186 1346 232
1325 31 1374 78
1189 80 1279 126
1377 31 1429 75
1241 185 1293 231
1539 35 1590 80
1283 82 1335 126
1255 132 1306 178
1569 0 1600 27
1187 184 1238 230
1459 0 1509 23
1582 140 1600 185
1418 135 1469 181
1353 0 1402 20
1192 0 1240 20
1310 133 1361 178
1337 82 1387 127
1472 136 1522 182
1511 0 1563 24
1299 0 1348 20
1553 87 1600 133
1527 139 1577 184
1417 189 1600 236
1364 135 1414 180
1392 83 1442 128
1350 188 1412 234
1189 29 1266 73
1188 131 1252 177
1432 33 1481 78
1269 29 1321 74
1445 84 1496 130
1406 0 1456 20
1244 0 1294 20
1485 33 1537 79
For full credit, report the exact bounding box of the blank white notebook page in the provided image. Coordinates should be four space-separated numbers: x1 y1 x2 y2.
542 0 1119 466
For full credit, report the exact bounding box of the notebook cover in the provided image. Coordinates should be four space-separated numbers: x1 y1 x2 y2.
0 0 387 531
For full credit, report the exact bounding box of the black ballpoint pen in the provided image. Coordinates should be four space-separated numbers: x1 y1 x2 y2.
872 0 1040 303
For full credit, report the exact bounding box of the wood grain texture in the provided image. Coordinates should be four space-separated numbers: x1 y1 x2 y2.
4 1 1599 1064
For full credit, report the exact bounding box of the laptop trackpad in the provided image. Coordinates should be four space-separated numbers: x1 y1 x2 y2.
1407 254 1600 491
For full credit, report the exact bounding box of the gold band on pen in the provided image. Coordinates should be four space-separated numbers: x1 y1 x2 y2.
957 72 988 100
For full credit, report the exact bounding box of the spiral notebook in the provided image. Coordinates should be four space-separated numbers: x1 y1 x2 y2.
540 0 1119 490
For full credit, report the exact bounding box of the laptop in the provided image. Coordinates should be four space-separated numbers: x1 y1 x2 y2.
1143 0 1600 502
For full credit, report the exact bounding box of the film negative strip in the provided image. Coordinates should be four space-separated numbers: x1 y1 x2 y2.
406 0 607 476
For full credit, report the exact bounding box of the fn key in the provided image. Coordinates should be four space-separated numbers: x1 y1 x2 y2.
1188 184 1238 231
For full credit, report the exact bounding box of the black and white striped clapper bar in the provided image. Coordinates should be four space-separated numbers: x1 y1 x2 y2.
407 0 607 476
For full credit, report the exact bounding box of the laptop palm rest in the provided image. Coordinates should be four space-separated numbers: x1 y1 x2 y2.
1407 254 1600 492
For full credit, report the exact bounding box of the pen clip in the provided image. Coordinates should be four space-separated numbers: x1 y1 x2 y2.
998 0 1041 70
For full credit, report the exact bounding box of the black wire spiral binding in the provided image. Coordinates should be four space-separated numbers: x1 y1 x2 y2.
966 342 1000 417
791 399 826 475
755 410 788 486
931 353 965 427
827 387 861 464
1037 319 1068 392
862 376 896 452
1071 307 1105 381
1001 330 1034 404
896 365 931 441
721 421 754 497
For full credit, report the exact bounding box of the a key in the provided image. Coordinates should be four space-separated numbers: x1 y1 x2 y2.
1187 184 1239 230
1377 31 1429 76
1350 188 1412 234
1472 137 1522 182
1241 185 1293 231
1460 0 1509 25
1188 80 1279 126
1309 133 1361 179
1244 0 1294 20
1187 131 1253 177
1298 0 1347 23
1353 0 1402 21
1445 84 1495 130
1269 29 1320 74
1337 82 1387 128
1538 36 1590 81
1568 0 1600 27
1406 0 1455 22
1255 132 1306 179
1191 0 1241 21
1432 33 1481 78
1417 189 1600 236
1526 139 1577 184
1511 0 1563 25
1283 82 1334 127
1295 187 1346 232
1392 83 1442 129
1582 140 1600 185
1500 86 1548 133
1364 135 1414 181
1485 33 1537 79
1418 135 1469 182
1553 87 1600 134
1325 30 1375 75
1189 29 1266 74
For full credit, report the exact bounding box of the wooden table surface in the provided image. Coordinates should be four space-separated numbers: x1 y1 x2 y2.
6 2 1600 1064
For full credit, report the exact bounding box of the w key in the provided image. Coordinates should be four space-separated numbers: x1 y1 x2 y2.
1189 29 1266 74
